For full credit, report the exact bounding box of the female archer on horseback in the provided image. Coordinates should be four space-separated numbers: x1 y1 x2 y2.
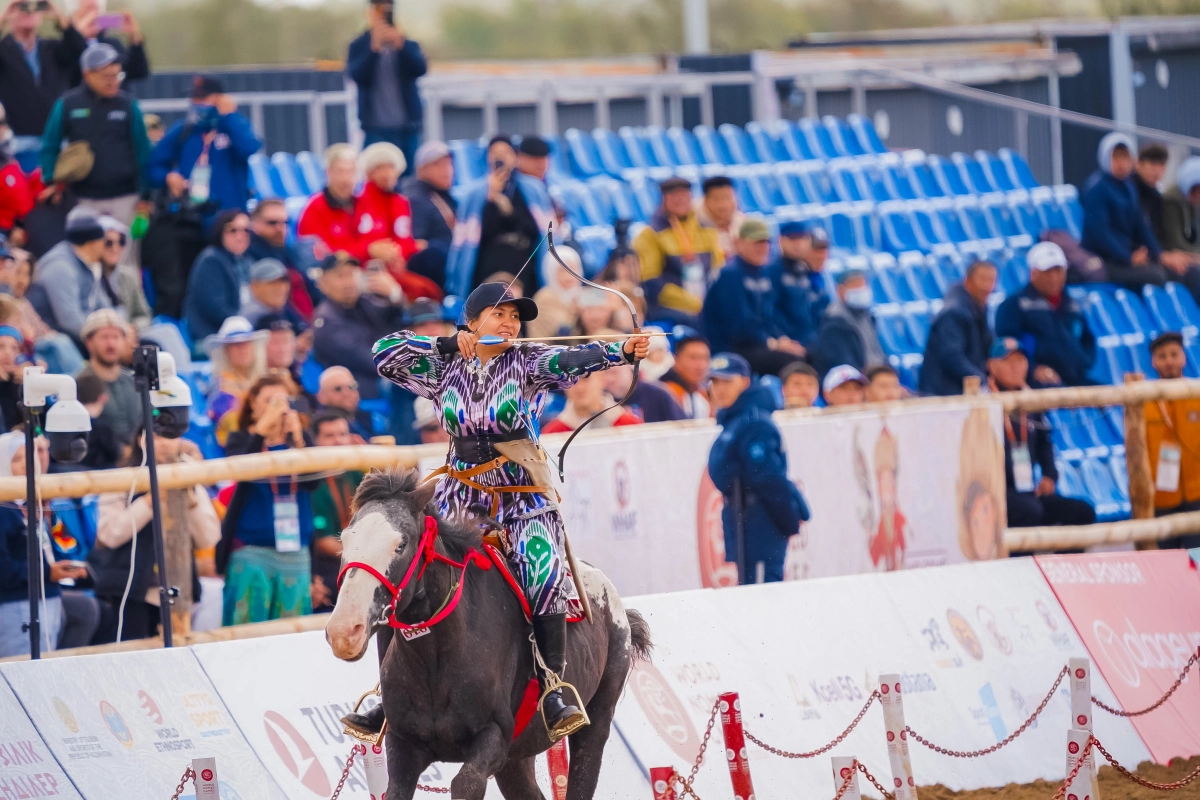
342 280 650 742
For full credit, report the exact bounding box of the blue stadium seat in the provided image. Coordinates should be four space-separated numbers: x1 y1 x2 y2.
1142 284 1197 340
1054 185 1084 240
955 196 1004 249
953 152 997 194
1006 191 1046 239
873 306 918 355
927 154 973 196
980 193 1034 248
823 115 866 157
847 113 889 155
1032 186 1072 235
1000 252 1030 295
1080 456 1129 521
626 173 662 220
667 127 705 166
975 150 1017 193
745 121 787 162
1085 289 1127 335
899 252 942 300
693 125 735 165
797 117 839 159
643 126 682 168
618 127 656 169
828 159 869 202
879 154 920 200
565 129 607 177
1055 459 1090 503
1108 452 1131 504
719 123 759 165
906 156 946 199
593 128 636 174
270 152 306 198
790 161 840 204
999 148 1040 190
908 201 952 251
295 151 325 193
1114 287 1159 338
550 181 605 228
903 303 931 349
1166 281 1200 328
1084 407 1124 450
248 153 283 199
878 201 924 253
768 119 819 161
587 175 644 223
448 139 486 185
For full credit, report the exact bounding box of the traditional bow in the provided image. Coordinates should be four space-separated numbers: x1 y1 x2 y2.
546 223 642 480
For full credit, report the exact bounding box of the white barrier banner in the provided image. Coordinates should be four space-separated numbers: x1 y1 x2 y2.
0 676 81 800
552 401 1005 595
614 559 1149 794
0 649 286 800
193 630 649 799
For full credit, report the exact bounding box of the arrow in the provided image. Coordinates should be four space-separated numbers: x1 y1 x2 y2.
477 332 669 345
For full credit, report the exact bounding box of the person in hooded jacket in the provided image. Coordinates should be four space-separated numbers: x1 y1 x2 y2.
706 353 809 584
1161 156 1200 266
1081 132 1172 292
919 260 997 396
811 269 885 381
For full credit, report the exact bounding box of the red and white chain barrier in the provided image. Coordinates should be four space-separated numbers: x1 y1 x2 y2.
168 757 219 800
717 692 756 800
1091 646 1199 719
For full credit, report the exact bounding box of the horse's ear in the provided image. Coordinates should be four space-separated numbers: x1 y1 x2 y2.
410 476 438 513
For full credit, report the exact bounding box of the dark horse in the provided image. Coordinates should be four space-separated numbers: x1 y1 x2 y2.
325 469 653 799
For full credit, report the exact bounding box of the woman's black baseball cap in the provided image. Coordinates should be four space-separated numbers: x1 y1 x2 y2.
463 282 539 322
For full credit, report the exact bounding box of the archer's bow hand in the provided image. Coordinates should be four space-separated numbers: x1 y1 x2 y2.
622 334 651 362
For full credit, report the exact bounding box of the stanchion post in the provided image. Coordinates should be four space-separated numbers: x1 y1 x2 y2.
831 757 862 800
717 692 755 800
547 738 569 800
878 675 918 800
650 768 678 800
193 757 219 798
1123 374 1158 551
1064 729 1101 800
363 741 388 799
1069 658 1092 731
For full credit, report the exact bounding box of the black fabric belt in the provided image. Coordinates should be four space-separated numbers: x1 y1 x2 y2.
452 430 531 463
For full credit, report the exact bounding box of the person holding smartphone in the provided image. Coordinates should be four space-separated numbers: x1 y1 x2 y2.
68 0 149 87
217 372 319 626
0 0 91 137
345 0 427 176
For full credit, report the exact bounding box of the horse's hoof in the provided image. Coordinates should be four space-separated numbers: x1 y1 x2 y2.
542 689 589 742
341 705 386 743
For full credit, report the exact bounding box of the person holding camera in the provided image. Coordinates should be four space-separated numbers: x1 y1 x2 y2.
90 429 218 642
218 372 318 626
148 74 262 225
0 0 91 138
345 0 427 176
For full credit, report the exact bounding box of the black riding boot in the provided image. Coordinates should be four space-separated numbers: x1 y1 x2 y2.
532 613 588 741
341 628 393 740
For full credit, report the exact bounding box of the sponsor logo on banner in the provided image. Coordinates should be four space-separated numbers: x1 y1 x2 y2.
976 606 1013 655
263 710 331 795
946 609 984 661
138 690 164 725
53 697 78 733
629 661 700 762
611 460 638 540
99 701 134 748
695 471 737 588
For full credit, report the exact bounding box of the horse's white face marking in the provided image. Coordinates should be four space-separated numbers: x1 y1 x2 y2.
326 510 405 661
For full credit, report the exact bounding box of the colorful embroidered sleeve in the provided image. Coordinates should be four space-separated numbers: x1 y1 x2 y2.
524 341 628 392
373 332 445 399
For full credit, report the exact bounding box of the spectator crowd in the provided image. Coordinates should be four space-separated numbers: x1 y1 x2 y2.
1 0 1198 655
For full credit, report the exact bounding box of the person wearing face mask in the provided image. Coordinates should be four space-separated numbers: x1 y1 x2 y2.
995 241 1096 387
811 269 884 382
31 211 119 347
148 75 262 225
987 338 1096 536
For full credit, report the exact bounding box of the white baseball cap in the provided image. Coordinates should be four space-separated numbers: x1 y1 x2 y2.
822 364 867 395
1027 241 1068 272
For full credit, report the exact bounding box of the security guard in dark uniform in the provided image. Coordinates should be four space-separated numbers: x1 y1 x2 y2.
706 353 810 583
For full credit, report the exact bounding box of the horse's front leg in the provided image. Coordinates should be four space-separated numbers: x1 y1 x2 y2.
450 723 509 800
385 732 434 800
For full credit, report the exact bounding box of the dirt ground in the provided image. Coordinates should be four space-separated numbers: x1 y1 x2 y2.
916 756 1200 800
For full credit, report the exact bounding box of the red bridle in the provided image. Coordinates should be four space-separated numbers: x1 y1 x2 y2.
337 515 493 632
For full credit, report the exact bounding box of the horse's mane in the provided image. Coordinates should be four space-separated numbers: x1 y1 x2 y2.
353 469 484 556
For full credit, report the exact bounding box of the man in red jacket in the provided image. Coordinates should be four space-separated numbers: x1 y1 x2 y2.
354 141 440 300
0 102 39 242
298 143 363 259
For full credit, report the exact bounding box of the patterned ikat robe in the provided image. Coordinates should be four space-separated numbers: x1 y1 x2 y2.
373 332 629 615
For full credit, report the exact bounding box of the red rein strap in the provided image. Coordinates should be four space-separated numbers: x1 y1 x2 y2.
337 516 493 632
